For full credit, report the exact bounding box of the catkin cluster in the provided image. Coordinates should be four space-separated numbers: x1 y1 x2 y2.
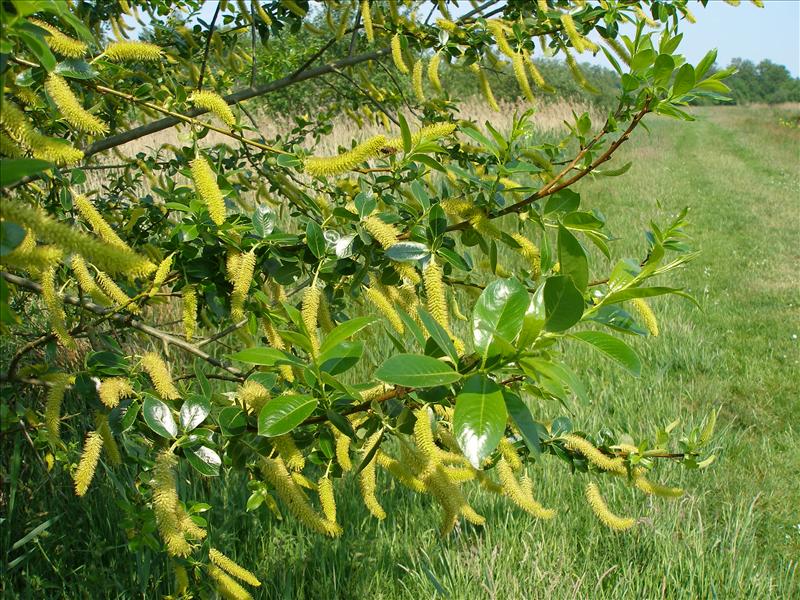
188 91 236 127
190 156 227 226
304 135 387 177
152 451 205 557
141 352 181 400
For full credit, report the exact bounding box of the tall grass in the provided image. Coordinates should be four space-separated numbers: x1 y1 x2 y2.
2 104 798 599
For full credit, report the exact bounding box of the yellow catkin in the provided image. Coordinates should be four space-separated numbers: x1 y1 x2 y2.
317 476 337 523
141 352 181 400
360 1 374 42
426 464 486 534
359 431 386 520
333 427 352 471
512 52 535 102
41 265 75 347
44 374 72 443
95 270 138 313
0 200 154 276
563 434 626 474
34 135 84 165
487 20 514 57
564 47 598 93
423 259 449 331
604 37 631 66
70 255 110 304
96 413 121 465
412 59 425 102
632 298 659 336
226 251 242 284
302 285 322 356
189 90 236 127
428 51 443 93
414 408 440 466
635 5 658 27
585 482 636 531
391 34 409 74
273 434 305 471
385 122 457 151
262 318 294 382
303 135 387 177
363 216 400 249
209 548 261 587
436 17 457 33
231 250 256 321
261 457 341 536
254 0 272 25
148 254 173 297
190 156 226 226
153 451 193 557
73 195 130 251
470 63 500 112
496 458 556 519
104 40 163 61
98 377 134 409
29 19 87 57
0 131 23 156
74 430 103 497
561 13 585 53
208 564 253 600
175 503 206 540
182 286 197 341
0 100 85 164
376 450 426 492
364 285 404 334
511 233 541 278
498 438 522 471
45 74 108 135
174 564 189 595
238 380 270 414
633 475 683 498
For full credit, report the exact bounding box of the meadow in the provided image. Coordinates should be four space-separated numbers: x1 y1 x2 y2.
2 102 798 599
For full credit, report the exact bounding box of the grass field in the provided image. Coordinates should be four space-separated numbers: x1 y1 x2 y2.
2 104 799 599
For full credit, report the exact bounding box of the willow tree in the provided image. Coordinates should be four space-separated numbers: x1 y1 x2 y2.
0 0 744 596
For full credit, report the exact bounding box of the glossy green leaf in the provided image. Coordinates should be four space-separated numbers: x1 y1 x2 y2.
179 395 211 431
258 394 317 437
543 276 584 332
453 375 507 468
252 204 275 237
306 221 326 258
558 224 589 292
185 446 221 476
417 307 458 363
228 347 298 366
504 391 545 457
374 354 460 388
319 316 376 354
517 285 546 349
673 63 696 97
319 341 363 375
472 278 529 356
217 406 247 437
54 59 97 79
0 221 26 256
385 241 430 263
399 113 412 153
142 394 177 439
570 331 642 376
0 159 52 187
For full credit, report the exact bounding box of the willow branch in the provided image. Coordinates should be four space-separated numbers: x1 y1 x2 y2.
197 1 222 90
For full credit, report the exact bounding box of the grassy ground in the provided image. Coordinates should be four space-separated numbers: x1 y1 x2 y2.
2 105 798 599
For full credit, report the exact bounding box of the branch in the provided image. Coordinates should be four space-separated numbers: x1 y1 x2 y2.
0 271 245 381
197 1 222 90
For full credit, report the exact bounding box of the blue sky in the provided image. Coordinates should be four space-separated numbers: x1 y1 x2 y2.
131 1 800 76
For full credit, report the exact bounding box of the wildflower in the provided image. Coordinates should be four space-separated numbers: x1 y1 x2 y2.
190 156 226 226
585 482 636 531
188 90 236 127
45 74 108 135
74 431 103 496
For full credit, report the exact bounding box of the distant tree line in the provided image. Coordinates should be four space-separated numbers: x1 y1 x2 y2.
722 58 800 104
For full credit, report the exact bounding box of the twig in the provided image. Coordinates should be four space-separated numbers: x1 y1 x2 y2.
197 1 222 90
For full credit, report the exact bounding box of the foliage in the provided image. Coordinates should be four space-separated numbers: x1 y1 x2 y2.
723 58 800 105
0 0 756 596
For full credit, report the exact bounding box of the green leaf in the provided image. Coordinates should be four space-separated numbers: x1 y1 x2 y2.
453 374 507 468
374 354 460 388
319 341 363 375
142 394 177 439
194 361 212 399
603 286 697 306
520 359 588 404
569 331 642 376
417 307 458 363
543 276 584 332
228 347 298 366
672 63 696 97
0 221 26 256
557 225 589 292
53 59 97 79
504 391 545 457
258 394 317 437
319 316 376 354
217 406 247 437
185 446 221 476
399 113 412 153
179 395 211 431
306 221 326 258
652 54 675 87
517 285 546 349
695 48 718 80
0 159 52 187
630 48 656 72
18 27 56 71
472 278 529 356
544 189 580 214
116 399 140 432
460 125 499 156
385 241 430 263
252 204 275 237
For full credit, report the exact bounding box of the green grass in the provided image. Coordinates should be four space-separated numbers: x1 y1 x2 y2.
2 105 799 599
